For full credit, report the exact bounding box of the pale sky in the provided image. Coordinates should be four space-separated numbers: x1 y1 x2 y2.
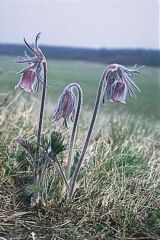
0 0 159 49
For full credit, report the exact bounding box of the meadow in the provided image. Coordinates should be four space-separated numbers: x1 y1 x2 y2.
0 55 159 117
0 55 160 239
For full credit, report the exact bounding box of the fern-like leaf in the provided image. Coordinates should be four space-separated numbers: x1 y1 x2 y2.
16 138 36 158
50 131 67 156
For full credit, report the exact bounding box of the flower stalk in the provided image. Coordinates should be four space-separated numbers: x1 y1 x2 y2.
66 83 83 180
69 68 107 198
34 60 47 185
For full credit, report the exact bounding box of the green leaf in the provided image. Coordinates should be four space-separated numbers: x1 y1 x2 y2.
50 131 67 156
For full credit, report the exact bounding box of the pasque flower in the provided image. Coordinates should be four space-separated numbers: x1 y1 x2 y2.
69 63 142 199
52 86 77 128
15 32 45 93
15 33 48 206
52 83 83 181
103 64 141 104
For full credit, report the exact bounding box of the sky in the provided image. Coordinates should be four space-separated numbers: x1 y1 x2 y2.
0 0 159 49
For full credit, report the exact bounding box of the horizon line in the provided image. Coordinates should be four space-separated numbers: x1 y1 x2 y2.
0 42 159 52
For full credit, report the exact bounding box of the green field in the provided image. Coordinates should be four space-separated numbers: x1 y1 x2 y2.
0 55 159 118
0 56 160 239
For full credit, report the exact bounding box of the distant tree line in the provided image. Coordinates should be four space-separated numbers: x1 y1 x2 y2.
0 43 159 66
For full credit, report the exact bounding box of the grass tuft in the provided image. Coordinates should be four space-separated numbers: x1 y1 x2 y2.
0 96 160 239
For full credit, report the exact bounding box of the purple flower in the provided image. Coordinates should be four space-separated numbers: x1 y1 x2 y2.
15 69 37 93
15 33 45 93
103 64 141 104
52 87 77 128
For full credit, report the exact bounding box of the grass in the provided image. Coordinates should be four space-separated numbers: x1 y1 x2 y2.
0 56 160 239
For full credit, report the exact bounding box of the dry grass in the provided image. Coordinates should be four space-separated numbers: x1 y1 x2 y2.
0 95 160 239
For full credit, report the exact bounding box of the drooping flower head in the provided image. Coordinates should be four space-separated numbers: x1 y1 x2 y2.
15 33 46 93
103 64 141 104
52 85 77 128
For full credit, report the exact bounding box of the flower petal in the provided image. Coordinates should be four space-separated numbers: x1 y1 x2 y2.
52 87 77 127
16 69 37 93
112 82 127 104
102 64 141 104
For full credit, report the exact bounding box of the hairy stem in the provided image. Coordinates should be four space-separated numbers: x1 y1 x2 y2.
66 83 83 180
34 61 47 184
69 68 108 199
55 157 70 192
